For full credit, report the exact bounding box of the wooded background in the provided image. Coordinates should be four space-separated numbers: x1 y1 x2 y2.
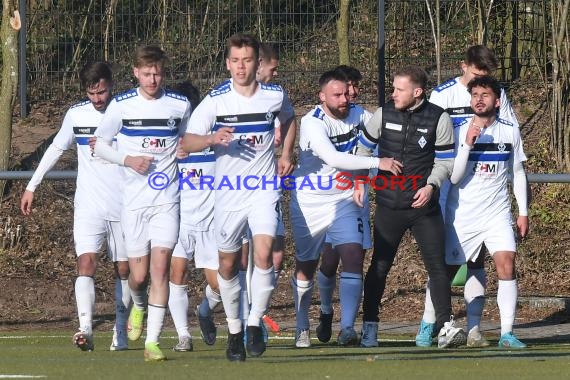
2 0 569 170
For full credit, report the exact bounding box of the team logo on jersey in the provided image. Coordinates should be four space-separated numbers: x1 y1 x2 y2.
418 136 427 149
498 142 506 152
238 134 266 150
167 116 176 128
265 111 275 124
179 167 203 184
141 137 169 153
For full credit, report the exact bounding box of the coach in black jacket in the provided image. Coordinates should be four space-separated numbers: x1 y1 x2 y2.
354 65 466 348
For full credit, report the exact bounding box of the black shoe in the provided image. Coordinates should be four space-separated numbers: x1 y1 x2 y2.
316 311 333 343
226 331 246 362
246 325 266 357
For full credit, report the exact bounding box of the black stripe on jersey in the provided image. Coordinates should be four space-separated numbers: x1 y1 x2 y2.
435 143 455 151
122 118 181 127
362 128 378 144
328 127 359 145
216 112 280 124
446 107 473 115
473 142 513 152
73 127 97 135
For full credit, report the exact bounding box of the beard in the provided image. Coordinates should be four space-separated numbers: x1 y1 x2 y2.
328 105 349 119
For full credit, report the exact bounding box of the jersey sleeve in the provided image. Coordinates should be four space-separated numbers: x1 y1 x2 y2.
178 101 193 136
94 99 123 142
278 91 295 125
499 89 520 129
428 88 448 109
511 124 527 164
51 110 76 150
304 117 378 170
186 95 216 136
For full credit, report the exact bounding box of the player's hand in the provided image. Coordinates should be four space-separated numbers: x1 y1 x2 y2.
20 190 35 216
124 155 153 174
378 157 403 175
516 215 529 240
277 154 294 177
466 118 482 146
411 185 433 208
176 138 188 159
353 185 365 208
88 136 97 153
210 126 234 147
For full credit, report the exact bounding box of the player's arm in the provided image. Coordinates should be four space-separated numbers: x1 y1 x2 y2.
306 118 379 171
510 127 529 238
499 89 520 129
355 107 402 174
21 113 74 215
450 119 481 184
413 112 454 208
93 100 150 174
277 116 297 176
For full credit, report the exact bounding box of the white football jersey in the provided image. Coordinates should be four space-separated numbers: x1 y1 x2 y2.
430 77 519 129
446 118 527 231
429 76 520 216
185 79 294 211
178 147 216 230
45 100 123 220
293 103 373 201
96 88 191 210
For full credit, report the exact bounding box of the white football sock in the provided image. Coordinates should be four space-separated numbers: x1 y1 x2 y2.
130 286 147 312
497 279 517 335
339 272 362 330
317 269 336 315
168 282 190 338
199 284 221 317
292 277 313 331
218 273 242 334
422 279 437 324
75 276 94 335
248 266 275 326
145 303 167 343
464 268 486 332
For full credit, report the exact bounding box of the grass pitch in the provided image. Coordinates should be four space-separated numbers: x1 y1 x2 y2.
0 330 569 380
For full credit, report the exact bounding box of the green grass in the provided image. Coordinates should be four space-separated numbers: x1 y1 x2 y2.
0 330 569 380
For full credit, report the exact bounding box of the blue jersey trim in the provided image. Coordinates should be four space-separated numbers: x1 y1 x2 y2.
178 154 216 164
119 127 178 137
212 123 273 133
469 152 510 161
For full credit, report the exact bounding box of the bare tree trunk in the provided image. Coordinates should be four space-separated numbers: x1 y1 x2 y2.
0 0 21 197
336 0 350 65
104 0 119 62
550 0 570 170
426 0 441 83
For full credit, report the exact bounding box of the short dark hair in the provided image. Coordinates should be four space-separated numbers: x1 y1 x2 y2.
259 42 279 62
467 75 501 99
393 65 428 90
319 69 348 88
464 45 498 72
133 45 169 69
226 33 260 60
79 61 113 89
334 65 362 83
173 80 201 110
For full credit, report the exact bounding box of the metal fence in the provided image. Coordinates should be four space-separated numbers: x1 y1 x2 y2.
19 0 548 111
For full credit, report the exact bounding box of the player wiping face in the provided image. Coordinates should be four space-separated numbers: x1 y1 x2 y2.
466 84 501 146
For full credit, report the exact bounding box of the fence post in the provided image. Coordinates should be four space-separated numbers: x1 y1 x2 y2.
377 0 385 107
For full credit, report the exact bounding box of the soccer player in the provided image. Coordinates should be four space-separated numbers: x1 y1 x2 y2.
416 45 521 347
236 43 296 338
181 33 295 362
355 65 466 348
164 80 219 352
290 68 388 348
314 65 373 343
444 75 529 348
20 62 131 352
94 46 191 361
